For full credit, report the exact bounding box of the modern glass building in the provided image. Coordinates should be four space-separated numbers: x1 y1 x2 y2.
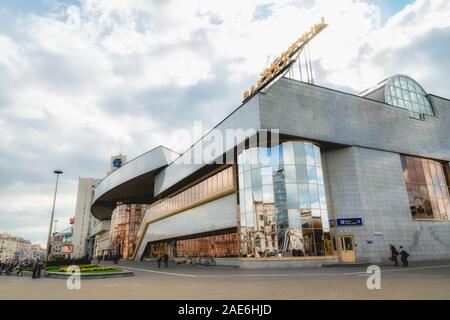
91 74 450 267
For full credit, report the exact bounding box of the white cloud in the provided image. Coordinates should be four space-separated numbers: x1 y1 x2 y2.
0 0 449 244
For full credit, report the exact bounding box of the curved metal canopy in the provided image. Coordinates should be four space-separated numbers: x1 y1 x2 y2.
91 146 179 220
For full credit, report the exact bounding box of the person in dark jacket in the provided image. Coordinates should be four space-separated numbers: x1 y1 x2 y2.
163 253 169 268
389 245 399 266
32 260 38 279
5 261 14 275
399 246 409 267
156 254 162 269
36 260 44 278
16 261 25 277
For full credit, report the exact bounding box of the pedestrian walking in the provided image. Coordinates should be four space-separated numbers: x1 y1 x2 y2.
97 255 101 265
389 245 399 266
156 254 162 269
32 259 38 279
5 261 13 276
36 260 44 278
17 261 25 277
399 246 410 267
163 253 169 268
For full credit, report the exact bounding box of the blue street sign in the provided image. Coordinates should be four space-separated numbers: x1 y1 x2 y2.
336 218 363 226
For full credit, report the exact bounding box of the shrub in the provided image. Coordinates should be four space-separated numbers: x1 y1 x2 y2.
46 257 91 267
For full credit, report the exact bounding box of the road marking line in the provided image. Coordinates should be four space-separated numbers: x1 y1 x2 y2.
117 264 450 279
104 283 119 287
206 264 450 278
377 264 450 274
119 266 197 278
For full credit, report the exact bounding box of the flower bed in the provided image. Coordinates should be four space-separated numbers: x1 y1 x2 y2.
57 265 120 273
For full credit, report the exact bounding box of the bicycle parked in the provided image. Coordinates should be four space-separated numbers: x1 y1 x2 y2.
198 256 216 266
182 257 198 266
182 256 216 266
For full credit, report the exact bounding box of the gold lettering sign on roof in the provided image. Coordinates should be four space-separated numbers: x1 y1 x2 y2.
243 17 328 102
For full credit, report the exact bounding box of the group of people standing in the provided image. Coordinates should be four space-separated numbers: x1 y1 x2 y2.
0 260 26 276
390 245 410 267
31 259 44 279
156 253 169 268
0 259 45 278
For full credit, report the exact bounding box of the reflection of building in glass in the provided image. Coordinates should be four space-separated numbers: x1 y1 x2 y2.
141 232 239 259
176 233 239 258
237 142 332 258
273 170 289 251
110 204 147 259
401 155 450 221
91 73 450 266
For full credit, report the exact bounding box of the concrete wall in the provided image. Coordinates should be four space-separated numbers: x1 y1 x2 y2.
325 146 450 263
259 78 450 162
154 95 261 196
72 178 100 258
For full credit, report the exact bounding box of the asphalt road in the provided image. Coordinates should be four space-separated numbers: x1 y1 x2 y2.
1 260 450 300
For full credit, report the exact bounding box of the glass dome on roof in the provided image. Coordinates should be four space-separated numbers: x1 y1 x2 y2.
384 75 435 119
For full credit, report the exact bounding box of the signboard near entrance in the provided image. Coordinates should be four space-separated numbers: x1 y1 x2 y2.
336 218 363 226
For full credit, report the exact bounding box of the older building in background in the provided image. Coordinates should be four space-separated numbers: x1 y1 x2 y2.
49 225 73 259
72 154 128 259
0 233 32 261
89 218 111 259
72 177 100 259
30 244 45 261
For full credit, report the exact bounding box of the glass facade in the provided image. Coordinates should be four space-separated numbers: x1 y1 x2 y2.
147 166 234 220
237 141 333 258
143 232 238 259
401 155 450 221
385 75 435 119
176 233 239 258
110 204 147 258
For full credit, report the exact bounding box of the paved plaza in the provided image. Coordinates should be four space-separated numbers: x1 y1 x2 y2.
1 260 450 300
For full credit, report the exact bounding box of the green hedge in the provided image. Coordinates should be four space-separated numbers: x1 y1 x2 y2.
46 257 91 267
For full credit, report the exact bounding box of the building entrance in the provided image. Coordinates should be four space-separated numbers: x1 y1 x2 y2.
335 235 356 263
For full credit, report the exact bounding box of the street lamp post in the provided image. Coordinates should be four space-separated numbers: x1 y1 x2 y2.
46 170 63 262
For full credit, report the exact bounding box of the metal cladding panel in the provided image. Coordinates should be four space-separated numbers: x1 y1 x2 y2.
363 85 385 103
91 146 179 220
259 77 450 162
135 194 237 260
154 95 261 196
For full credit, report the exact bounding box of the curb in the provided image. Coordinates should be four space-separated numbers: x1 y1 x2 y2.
45 271 134 279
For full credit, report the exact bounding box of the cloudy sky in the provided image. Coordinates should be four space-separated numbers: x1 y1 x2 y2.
0 0 449 245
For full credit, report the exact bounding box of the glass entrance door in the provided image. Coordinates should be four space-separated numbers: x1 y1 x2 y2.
336 235 356 263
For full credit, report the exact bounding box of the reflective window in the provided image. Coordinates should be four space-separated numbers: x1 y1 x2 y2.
401 155 449 221
237 141 332 258
147 166 234 220
110 204 147 259
385 75 435 119
175 233 238 258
